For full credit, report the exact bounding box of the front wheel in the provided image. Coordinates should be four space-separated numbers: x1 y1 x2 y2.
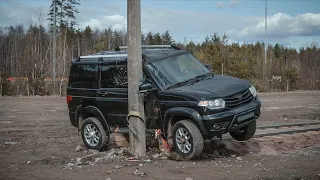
80 117 108 150
172 120 204 160
230 120 256 141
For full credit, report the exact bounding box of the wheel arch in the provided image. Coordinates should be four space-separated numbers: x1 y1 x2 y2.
75 105 111 133
163 107 207 139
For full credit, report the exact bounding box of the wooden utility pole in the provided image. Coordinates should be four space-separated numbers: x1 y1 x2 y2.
127 0 146 157
263 0 268 81
53 0 57 95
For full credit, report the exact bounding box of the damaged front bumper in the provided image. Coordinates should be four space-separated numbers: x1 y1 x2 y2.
201 98 261 139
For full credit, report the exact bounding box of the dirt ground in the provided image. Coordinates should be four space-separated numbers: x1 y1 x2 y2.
0 91 320 180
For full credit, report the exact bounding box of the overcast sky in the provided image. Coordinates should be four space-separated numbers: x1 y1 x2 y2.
1 0 320 49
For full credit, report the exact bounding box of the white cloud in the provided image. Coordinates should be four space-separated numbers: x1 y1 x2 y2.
79 14 127 31
1 0 319 49
76 7 256 43
216 0 239 9
227 13 320 42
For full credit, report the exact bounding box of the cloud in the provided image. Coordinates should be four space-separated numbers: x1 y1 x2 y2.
227 13 320 42
76 7 257 43
0 0 318 49
79 15 127 31
216 0 239 9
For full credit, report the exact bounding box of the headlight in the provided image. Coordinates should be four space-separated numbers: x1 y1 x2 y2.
198 98 225 109
249 85 257 97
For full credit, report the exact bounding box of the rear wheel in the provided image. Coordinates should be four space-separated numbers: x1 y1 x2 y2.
172 120 204 160
81 117 108 150
230 120 256 141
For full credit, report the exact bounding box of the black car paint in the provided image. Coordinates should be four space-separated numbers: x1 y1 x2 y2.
67 51 261 140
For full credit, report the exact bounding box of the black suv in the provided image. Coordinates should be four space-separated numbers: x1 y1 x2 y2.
66 45 261 159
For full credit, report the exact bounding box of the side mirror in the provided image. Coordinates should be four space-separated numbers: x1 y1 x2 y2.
139 83 156 93
204 64 212 72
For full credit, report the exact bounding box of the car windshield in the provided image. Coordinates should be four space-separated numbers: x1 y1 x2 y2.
146 53 211 89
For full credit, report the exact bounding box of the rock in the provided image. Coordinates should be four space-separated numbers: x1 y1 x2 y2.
76 158 82 166
230 154 236 158
144 159 152 163
26 161 31 164
186 177 193 180
134 168 140 175
88 149 100 154
5 141 17 145
81 152 106 162
161 156 168 160
236 157 243 161
139 163 143 167
152 153 160 159
117 148 124 155
106 178 111 180
75 145 84 152
95 157 103 162
67 162 75 168
114 165 123 169
107 149 116 158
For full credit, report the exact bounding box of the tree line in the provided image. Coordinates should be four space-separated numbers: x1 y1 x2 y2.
0 0 319 96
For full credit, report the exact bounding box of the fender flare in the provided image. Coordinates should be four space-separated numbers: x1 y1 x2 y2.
75 105 111 133
162 107 208 137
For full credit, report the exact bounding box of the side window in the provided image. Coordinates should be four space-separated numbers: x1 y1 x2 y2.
68 64 98 89
100 65 128 88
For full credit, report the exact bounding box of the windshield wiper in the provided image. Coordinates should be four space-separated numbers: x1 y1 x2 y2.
167 78 197 89
167 73 213 90
193 72 213 80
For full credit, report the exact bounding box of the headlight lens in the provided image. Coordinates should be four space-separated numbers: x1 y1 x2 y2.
249 85 257 97
198 98 225 109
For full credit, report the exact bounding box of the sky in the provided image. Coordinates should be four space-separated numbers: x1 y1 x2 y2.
0 0 320 49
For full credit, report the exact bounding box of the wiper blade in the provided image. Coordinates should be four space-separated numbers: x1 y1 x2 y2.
192 72 213 81
167 79 194 89
167 73 212 90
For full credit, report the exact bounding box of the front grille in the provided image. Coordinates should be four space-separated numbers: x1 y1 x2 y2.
223 88 254 108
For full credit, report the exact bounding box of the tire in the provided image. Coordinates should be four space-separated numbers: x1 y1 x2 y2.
172 120 204 160
230 120 256 141
81 117 108 150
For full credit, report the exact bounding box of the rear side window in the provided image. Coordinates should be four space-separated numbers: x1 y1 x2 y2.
100 65 127 88
68 64 98 89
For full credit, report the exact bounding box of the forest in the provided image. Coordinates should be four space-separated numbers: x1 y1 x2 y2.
0 0 319 96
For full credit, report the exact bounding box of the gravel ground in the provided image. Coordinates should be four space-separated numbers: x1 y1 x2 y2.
0 91 319 180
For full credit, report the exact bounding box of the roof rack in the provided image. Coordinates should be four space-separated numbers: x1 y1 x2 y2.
115 45 181 51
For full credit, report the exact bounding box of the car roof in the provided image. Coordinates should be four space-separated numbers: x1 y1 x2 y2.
72 45 188 64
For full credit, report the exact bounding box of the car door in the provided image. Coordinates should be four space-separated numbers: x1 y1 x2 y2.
96 62 128 127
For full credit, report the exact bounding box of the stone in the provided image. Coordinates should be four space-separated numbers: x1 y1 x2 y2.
139 163 143 167
106 178 111 180
152 153 160 159
236 157 243 161
186 177 193 180
114 165 123 169
67 162 75 168
26 161 31 164
144 159 152 163
107 149 116 158
230 154 236 158
76 158 82 166
75 145 83 152
88 149 100 154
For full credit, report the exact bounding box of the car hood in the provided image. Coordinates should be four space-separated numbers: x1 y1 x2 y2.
171 75 251 98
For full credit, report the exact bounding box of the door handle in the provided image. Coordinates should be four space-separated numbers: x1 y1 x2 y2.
97 92 108 96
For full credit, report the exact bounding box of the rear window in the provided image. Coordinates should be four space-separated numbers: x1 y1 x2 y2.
100 65 128 88
68 64 98 89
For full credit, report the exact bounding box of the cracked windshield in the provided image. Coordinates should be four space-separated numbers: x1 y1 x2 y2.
147 53 211 88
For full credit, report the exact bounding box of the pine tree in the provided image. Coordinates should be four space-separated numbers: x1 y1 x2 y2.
47 0 80 29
